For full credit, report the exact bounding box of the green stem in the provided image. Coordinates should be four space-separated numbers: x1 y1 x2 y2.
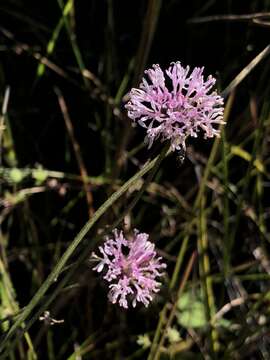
152 252 197 360
149 93 235 360
221 128 230 277
198 196 219 354
0 146 168 353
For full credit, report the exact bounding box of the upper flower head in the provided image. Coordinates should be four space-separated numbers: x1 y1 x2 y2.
125 62 224 151
92 229 166 309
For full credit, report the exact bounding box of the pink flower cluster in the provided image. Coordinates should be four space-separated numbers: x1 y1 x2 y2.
92 229 166 308
125 62 224 151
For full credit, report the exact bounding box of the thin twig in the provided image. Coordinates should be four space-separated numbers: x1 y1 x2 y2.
188 12 270 24
54 87 94 218
213 297 246 322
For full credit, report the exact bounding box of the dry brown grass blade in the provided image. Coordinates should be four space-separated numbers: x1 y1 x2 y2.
222 44 270 99
55 87 94 218
188 12 270 24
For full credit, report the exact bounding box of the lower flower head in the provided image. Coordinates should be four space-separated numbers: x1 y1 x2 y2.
91 229 166 309
125 62 224 151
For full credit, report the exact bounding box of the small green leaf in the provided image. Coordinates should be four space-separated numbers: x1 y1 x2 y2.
137 334 151 349
9 168 24 183
32 167 48 184
166 327 181 344
217 317 231 329
177 291 207 329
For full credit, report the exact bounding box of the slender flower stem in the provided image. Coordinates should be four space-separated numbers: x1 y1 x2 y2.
0 146 169 353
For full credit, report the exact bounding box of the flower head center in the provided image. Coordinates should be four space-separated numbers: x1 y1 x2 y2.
121 258 133 277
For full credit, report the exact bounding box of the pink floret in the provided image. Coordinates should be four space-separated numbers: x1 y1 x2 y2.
92 229 166 309
125 62 224 151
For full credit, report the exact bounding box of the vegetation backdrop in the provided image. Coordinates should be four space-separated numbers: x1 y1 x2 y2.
0 0 270 359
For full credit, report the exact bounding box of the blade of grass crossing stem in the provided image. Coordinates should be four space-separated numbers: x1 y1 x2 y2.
0 146 169 353
36 0 72 78
198 195 219 354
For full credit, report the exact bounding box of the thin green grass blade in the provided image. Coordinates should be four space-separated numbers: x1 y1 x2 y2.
0 147 169 353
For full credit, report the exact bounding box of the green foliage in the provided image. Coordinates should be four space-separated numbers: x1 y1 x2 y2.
176 290 207 329
9 168 24 183
0 1 270 359
32 167 48 184
137 334 151 349
166 327 181 344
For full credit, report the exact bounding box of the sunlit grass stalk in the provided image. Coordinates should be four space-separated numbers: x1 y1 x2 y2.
198 195 219 354
221 128 230 277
